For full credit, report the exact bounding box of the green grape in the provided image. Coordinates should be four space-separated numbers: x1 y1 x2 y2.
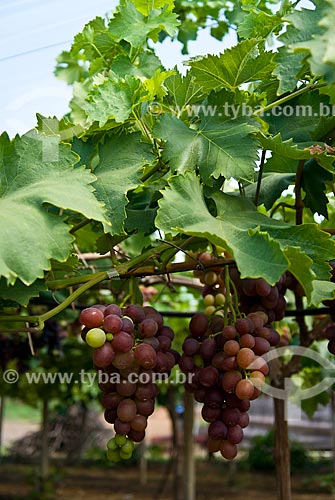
114 434 127 447
215 293 225 306
106 333 113 341
107 448 121 462
106 438 118 451
86 328 106 348
121 440 135 455
203 294 215 306
119 450 133 460
193 354 204 367
205 305 216 316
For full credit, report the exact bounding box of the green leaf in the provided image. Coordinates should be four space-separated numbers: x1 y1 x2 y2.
156 171 289 284
108 1 179 47
143 68 176 100
0 278 46 306
153 113 260 182
55 50 87 84
133 0 174 16
284 1 335 84
260 133 335 173
268 224 335 282
83 73 142 126
264 91 335 144
156 172 335 296
238 9 283 40
111 51 162 79
283 246 315 302
189 39 275 91
310 279 335 306
93 133 155 234
0 131 107 285
177 19 199 54
302 159 332 218
164 70 205 111
244 172 295 210
273 49 307 95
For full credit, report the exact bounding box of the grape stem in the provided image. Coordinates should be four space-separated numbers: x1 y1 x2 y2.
0 249 234 326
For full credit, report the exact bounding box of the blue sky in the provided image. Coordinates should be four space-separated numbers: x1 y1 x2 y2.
0 0 235 137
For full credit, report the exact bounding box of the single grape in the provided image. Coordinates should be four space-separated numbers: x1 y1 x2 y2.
114 434 128 446
117 399 137 423
220 441 238 460
104 304 122 317
138 318 159 338
235 379 255 400
131 414 148 432
189 313 208 337
80 307 104 328
124 304 146 324
93 343 115 368
134 343 157 369
227 424 243 445
86 328 106 348
112 331 135 353
208 421 228 440
236 348 255 369
104 314 123 334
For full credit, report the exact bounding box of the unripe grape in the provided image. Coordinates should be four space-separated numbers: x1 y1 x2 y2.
86 328 106 348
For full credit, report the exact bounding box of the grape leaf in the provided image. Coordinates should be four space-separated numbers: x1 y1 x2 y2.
156 171 335 299
283 1 335 84
244 172 295 210
238 9 283 39
301 159 332 218
260 133 335 173
0 278 47 307
156 171 289 284
108 1 179 47
264 91 335 144
283 246 315 301
83 73 142 126
0 131 107 285
273 49 307 95
164 70 205 111
134 0 174 16
188 39 275 91
153 113 260 182
311 279 335 306
111 52 162 79
93 133 155 235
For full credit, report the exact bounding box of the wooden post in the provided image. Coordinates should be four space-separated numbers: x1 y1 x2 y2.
274 397 292 500
183 391 195 500
40 399 49 493
0 395 4 458
332 391 335 477
139 440 148 485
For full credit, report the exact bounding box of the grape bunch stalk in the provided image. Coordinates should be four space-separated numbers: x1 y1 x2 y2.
79 303 177 462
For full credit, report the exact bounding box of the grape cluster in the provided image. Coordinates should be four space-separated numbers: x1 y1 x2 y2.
194 254 293 323
179 310 280 460
228 266 291 323
79 304 177 461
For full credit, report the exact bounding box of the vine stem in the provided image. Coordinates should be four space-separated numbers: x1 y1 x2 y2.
255 150 266 206
255 82 327 116
295 159 305 225
0 255 235 326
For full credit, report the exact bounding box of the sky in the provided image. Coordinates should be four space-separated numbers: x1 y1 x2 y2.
0 0 313 137
0 0 235 137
